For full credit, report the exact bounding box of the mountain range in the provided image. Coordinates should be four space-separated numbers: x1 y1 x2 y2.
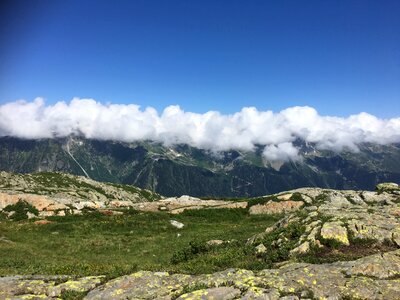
0 136 399 197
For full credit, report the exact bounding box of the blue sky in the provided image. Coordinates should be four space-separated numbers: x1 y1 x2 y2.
0 0 399 118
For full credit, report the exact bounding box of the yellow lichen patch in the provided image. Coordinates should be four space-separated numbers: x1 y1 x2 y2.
112 288 124 296
180 289 209 299
29 280 46 285
297 279 305 285
247 286 263 296
320 221 350 246
63 280 84 291
131 271 144 278
21 295 48 299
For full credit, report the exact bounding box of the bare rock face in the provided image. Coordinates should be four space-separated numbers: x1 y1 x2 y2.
0 192 64 211
249 200 304 215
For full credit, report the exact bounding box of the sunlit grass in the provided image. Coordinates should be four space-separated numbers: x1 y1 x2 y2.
0 208 280 277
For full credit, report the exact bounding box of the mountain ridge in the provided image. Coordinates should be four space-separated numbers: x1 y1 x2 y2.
0 136 399 197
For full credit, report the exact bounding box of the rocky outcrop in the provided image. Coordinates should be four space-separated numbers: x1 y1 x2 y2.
131 195 247 214
0 192 70 214
245 184 400 258
0 275 105 299
249 200 304 215
0 171 161 217
2 250 400 299
0 172 247 217
376 182 400 193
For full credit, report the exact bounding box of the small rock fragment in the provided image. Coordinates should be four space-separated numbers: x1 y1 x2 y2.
170 220 184 229
206 239 224 246
34 220 54 225
255 243 267 254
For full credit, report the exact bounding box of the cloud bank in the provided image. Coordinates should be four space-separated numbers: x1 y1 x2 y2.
1 98 399 161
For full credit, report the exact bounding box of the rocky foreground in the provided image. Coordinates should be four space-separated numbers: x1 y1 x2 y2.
2 249 400 299
1 173 400 299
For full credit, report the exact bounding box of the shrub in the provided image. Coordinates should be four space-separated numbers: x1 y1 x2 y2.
247 196 279 208
171 240 209 264
60 290 88 300
3 200 39 221
180 283 209 295
290 192 304 201
319 237 343 249
258 221 306 266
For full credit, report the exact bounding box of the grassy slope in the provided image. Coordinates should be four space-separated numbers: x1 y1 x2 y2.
0 208 280 278
0 171 161 201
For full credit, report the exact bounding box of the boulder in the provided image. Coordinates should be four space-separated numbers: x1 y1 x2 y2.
326 193 352 208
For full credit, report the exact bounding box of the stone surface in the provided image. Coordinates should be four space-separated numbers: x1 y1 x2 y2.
206 239 224 246
170 220 184 229
255 243 267 254
249 200 304 215
326 193 352 208
320 221 350 245
3 251 400 299
131 195 248 214
290 241 310 255
0 275 104 299
85 271 193 299
176 286 241 300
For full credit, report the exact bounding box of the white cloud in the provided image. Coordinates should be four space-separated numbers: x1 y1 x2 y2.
263 142 301 162
0 97 399 162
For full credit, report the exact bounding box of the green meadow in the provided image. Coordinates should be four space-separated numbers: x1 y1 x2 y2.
0 208 281 278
